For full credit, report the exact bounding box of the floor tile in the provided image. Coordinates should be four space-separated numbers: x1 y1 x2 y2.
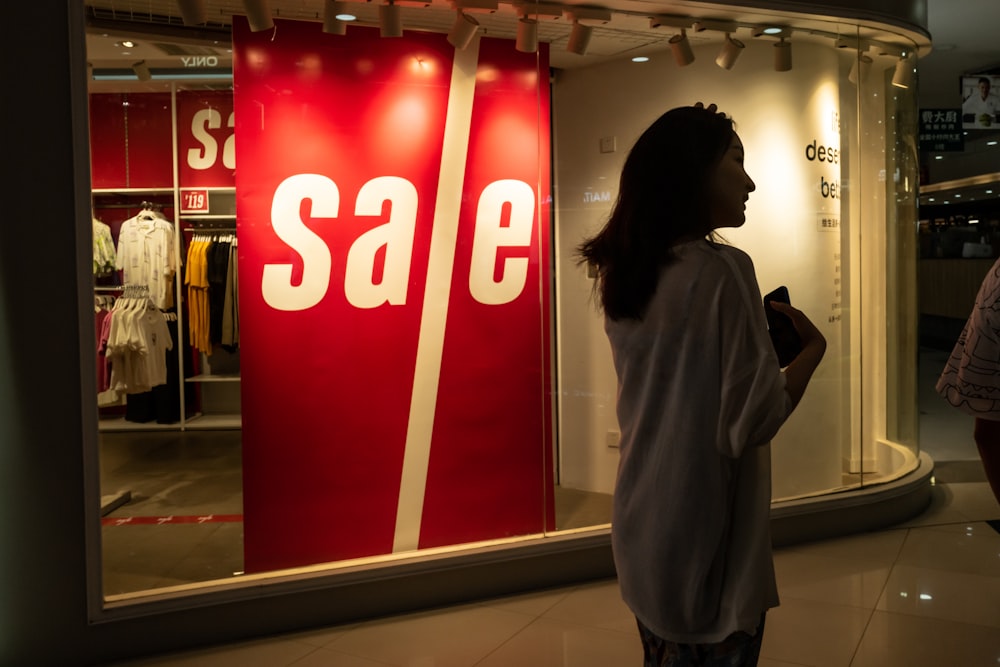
324 605 535 666
895 522 1000 576
851 610 1000 667
774 549 891 609
759 597 871 667
106 637 316 667
779 527 906 565
539 579 636 634
876 563 1000 628
288 647 394 666
480 585 575 618
474 617 642 667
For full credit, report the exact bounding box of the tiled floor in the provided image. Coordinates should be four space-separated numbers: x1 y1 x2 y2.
100 349 1000 665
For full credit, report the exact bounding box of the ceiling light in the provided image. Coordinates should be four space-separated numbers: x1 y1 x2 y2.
567 21 593 55
774 38 791 71
515 17 538 53
177 0 207 25
447 11 479 50
323 0 353 34
934 155 943 160
848 54 873 85
132 60 152 81
669 30 694 66
632 56 649 63
762 27 783 35
891 57 911 88
716 33 744 70
242 0 274 32
379 2 403 37
988 140 998 146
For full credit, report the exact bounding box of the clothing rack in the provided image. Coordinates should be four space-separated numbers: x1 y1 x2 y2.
120 284 151 299
183 225 236 232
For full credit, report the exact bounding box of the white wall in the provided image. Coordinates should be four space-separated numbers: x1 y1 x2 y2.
553 38 899 498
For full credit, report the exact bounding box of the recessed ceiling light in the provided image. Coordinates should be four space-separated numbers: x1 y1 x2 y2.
120 40 136 48
929 197 935 202
632 56 649 62
988 140 998 146
335 11 357 20
934 155 943 160
762 27 783 35
987 190 994 194
954 194 961 198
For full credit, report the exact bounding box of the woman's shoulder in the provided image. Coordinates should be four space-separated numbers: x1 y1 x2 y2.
687 240 754 277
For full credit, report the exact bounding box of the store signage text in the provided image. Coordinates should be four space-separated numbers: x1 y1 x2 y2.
188 108 235 171
181 56 220 67
804 139 840 199
263 173 535 312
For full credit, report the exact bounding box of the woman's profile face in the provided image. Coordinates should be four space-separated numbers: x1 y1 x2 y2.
707 133 756 230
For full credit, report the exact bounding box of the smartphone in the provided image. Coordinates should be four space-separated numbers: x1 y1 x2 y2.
763 286 803 368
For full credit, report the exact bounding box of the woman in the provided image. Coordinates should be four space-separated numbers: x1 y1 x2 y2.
578 104 826 666
936 256 1000 505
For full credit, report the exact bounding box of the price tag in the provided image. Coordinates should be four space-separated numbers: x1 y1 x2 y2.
180 188 210 213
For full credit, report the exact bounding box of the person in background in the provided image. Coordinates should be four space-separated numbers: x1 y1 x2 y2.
936 257 1000 505
577 103 826 666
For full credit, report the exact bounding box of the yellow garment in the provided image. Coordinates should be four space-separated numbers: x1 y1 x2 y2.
185 238 212 355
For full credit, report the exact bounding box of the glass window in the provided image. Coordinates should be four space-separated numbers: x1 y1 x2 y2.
85 3 923 608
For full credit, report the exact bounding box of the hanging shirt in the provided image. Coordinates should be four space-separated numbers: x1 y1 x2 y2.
93 218 116 276
116 212 176 310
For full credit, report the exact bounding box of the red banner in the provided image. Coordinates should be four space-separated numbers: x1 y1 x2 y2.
233 18 553 572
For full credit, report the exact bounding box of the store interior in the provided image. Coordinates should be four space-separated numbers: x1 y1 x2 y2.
83 0 998 606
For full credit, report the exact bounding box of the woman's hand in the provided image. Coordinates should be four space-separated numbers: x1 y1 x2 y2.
769 300 826 352
768 300 826 410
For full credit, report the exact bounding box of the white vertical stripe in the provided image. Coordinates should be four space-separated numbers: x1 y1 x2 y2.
392 39 480 553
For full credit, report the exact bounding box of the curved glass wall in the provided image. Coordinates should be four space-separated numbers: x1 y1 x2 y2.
83 1 924 610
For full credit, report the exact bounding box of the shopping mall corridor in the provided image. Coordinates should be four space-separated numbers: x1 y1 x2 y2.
101 349 1000 666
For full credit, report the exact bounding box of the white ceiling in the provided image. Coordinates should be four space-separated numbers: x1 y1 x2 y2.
83 1 1000 104
83 0 1000 200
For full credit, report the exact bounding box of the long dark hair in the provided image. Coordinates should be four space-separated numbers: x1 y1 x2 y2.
577 106 735 321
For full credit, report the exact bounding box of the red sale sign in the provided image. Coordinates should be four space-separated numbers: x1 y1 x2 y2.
176 90 235 188
233 18 554 572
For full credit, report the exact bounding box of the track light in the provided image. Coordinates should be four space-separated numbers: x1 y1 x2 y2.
848 54 872 84
891 57 912 89
447 11 479 50
177 0 207 25
774 38 792 72
242 0 274 32
516 17 538 53
323 0 354 35
716 33 744 69
669 30 694 66
567 21 593 55
132 60 152 81
379 3 403 37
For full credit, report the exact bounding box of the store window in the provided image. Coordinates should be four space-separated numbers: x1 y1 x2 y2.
85 2 923 608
